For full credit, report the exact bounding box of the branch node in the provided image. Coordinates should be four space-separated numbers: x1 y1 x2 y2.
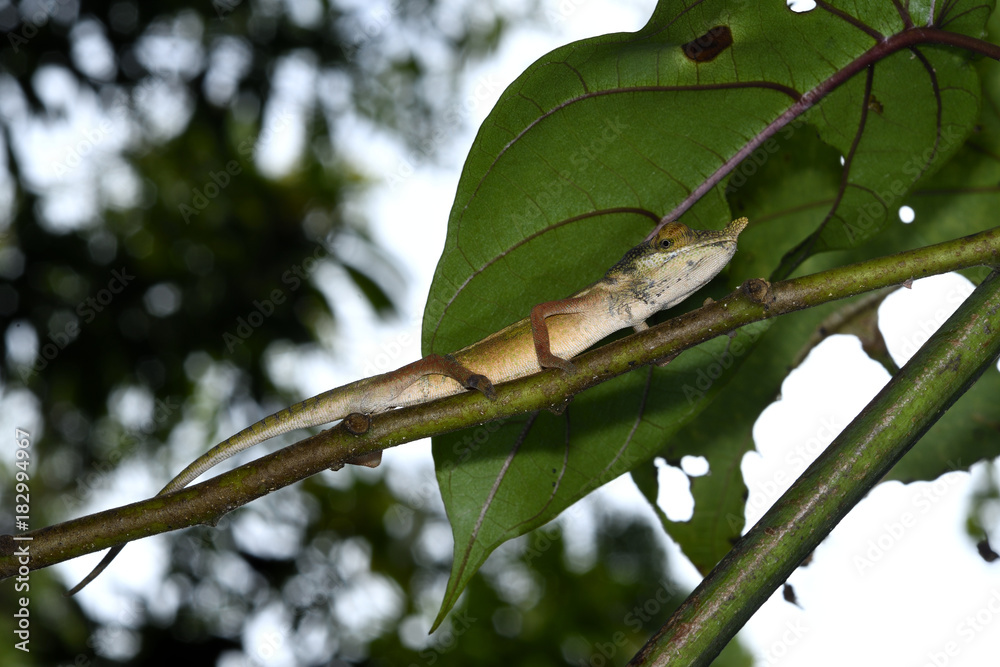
343 412 372 435
741 278 775 307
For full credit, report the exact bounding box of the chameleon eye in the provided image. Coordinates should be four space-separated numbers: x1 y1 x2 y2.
658 238 673 249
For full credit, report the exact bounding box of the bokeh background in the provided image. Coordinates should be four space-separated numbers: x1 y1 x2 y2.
1 1 998 665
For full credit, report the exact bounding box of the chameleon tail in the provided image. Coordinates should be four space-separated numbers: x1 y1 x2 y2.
66 384 360 596
67 353 496 596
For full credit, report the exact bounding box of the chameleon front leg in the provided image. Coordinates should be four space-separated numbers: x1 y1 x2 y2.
529 294 597 373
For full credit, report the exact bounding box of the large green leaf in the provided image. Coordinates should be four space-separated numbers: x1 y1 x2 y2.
425 0 992 624
434 323 767 626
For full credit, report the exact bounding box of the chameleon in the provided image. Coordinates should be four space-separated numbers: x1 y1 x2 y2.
69 215 749 594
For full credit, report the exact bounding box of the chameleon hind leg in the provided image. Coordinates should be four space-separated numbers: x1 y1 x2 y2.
343 353 498 468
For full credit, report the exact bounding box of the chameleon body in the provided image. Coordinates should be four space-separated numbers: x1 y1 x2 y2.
69 216 748 594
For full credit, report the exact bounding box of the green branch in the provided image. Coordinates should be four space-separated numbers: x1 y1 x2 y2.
628 267 1000 666
2 226 1000 581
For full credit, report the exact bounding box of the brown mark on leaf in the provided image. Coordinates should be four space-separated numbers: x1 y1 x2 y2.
682 26 733 63
868 94 884 114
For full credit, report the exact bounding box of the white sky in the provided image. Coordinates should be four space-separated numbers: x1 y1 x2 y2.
28 0 1000 664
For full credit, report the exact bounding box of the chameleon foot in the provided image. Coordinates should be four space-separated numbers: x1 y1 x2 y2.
466 373 497 400
538 351 576 374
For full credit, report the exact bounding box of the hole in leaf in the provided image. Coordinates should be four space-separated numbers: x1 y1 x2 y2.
787 0 817 12
654 458 694 521
898 205 915 223
680 455 709 477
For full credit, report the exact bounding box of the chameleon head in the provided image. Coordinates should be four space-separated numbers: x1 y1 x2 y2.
604 217 749 313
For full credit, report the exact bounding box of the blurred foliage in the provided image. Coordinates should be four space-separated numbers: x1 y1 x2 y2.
0 0 516 451
0 0 745 665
